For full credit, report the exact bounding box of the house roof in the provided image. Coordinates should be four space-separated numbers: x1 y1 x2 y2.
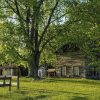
47 69 56 72
55 43 85 67
55 43 80 54
56 51 85 67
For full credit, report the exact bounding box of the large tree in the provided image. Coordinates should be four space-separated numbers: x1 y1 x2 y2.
0 0 70 78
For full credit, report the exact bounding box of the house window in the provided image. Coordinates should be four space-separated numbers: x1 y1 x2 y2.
61 66 66 76
73 66 79 76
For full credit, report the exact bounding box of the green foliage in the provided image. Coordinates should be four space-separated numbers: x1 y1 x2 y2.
62 0 100 67
0 0 99 69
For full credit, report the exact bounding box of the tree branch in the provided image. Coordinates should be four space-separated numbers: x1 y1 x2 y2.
38 0 59 46
4 0 28 37
14 0 26 22
40 35 56 53
5 0 17 14
50 13 67 24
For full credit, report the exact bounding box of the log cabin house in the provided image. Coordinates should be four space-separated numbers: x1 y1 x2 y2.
55 43 86 78
55 43 100 79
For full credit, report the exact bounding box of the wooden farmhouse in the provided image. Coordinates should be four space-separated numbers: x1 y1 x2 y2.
55 44 86 78
55 43 100 79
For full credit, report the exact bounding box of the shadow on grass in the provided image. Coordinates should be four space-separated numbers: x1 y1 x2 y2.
45 78 100 86
33 89 88 95
0 88 89 100
15 88 88 97
22 95 49 100
71 96 88 100
18 89 88 100
21 96 34 100
16 89 88 95
33 95 48 99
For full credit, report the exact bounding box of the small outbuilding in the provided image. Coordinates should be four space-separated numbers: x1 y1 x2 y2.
38 67 46 78
47 69 56 77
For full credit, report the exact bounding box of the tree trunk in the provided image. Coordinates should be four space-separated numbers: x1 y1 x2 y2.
28 59 34 77
28 53 40 79
33 52 40 79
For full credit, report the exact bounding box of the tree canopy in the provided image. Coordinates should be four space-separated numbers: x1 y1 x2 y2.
0 0 99 78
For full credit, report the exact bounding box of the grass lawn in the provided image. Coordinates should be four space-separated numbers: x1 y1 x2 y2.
0 78 100 100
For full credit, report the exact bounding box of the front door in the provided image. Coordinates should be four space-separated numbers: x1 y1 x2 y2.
73 67 79 77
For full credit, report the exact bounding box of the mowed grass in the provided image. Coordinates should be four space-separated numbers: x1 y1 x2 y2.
0 78 100 100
